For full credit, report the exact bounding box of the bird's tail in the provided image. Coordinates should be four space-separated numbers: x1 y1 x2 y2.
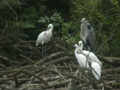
91 62 101 80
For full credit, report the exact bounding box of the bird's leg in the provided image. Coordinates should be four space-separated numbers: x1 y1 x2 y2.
42 45 44 57
44 44 46 57
77 68 84 80
87 71 94 89
44 44 45 56
45 44 46 56
46 44 47 56
41 45 43 57
42 44 46 57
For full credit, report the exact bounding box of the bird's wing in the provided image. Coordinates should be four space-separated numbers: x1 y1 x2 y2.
87 27 95 41
80 22 89 43
86 22 96 50
86 21 94 31
37 32 44 41
77 54 89 68
91 62 101 80
75 49 87 68
82 51 102 66
36 31 47 46
75 49 90 68
89 52 102 65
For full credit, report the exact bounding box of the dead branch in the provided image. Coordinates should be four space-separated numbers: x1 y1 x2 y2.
44 56 73 65
35 51 64 65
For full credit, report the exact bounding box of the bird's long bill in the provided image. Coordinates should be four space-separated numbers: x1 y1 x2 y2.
73 44 79 48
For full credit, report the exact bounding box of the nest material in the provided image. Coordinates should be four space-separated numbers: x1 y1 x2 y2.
0 37 120 90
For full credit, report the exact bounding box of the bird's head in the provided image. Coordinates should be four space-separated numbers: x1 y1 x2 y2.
48 24 54 30
74 43 82 54
78 40 83 50
78 40 83 46
74 44 79 48
81 18 86 23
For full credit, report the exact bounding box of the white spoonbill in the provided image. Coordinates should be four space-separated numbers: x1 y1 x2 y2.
74 40 102 80
36 24 54 56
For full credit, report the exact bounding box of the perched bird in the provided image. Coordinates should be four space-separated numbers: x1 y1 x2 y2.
80 18 95 51
74 44 89 68
36 24 54 46
36 24 54 56
74 41 102 80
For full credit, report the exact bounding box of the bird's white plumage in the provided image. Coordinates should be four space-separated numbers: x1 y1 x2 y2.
74 44 89 68
80 18 95 50
91 62 101 80
36 24 54 46
78 41 102 66
74 41 102 80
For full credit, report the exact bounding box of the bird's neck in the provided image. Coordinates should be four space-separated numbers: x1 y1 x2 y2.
79 45 83 50
48 28 53 33
75 48 82 54
76 45 85 55
80 46 83 50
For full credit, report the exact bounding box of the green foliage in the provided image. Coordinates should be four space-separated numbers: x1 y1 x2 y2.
62 21 80 44
0 0 120 56
38 12 63 25
69 0 120 56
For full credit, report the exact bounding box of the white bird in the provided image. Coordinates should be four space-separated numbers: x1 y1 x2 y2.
36 24 54 46
36 24 54 56
80 18 95 51
74 40 102 80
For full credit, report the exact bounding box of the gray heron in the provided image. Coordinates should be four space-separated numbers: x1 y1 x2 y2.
80 18 96 51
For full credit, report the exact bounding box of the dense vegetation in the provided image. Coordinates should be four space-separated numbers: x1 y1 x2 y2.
0 0 120 56
0 0 120 90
